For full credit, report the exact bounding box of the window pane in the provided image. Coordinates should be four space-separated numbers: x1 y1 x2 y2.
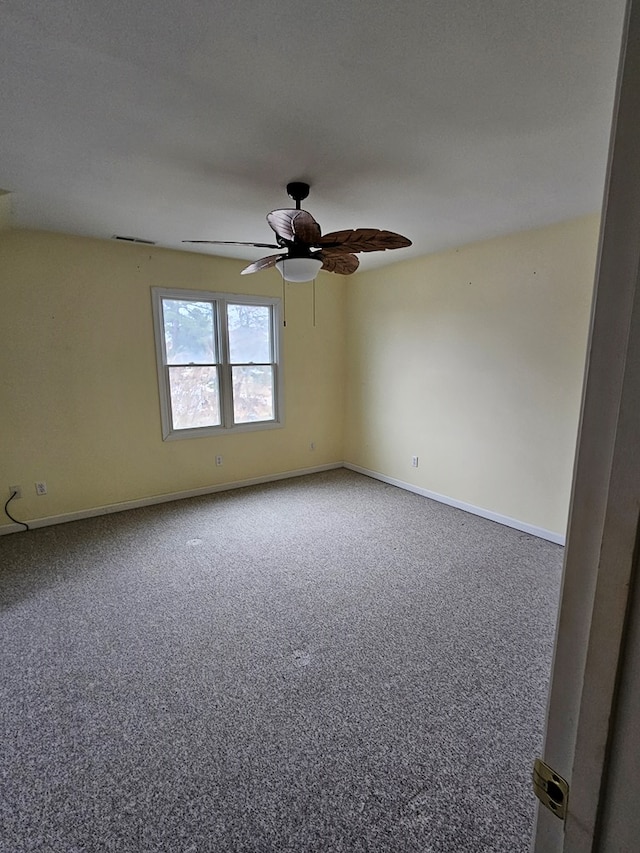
232 366 274 423
169 366 221 429
162 299 216 365
227 304 272 364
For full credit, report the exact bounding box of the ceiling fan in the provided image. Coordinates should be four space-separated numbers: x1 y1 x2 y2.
183 182 412 281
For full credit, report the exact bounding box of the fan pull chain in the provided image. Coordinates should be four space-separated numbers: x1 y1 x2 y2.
312 276 316 327
282 268 287 327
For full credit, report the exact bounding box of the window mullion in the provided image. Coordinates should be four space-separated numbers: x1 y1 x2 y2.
218 300 234 428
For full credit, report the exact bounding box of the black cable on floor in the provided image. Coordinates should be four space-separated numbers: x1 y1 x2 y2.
4 491 29 531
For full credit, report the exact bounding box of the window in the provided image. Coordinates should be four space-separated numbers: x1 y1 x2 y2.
151 288 283 439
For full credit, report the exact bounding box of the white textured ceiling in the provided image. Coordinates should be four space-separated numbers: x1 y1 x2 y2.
0 0 627 270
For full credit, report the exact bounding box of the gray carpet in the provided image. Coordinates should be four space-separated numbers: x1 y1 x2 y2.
0 469 562 852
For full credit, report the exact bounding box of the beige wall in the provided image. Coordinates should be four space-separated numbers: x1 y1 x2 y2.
0 230 346 528
343 216 600 536
1 217 599 536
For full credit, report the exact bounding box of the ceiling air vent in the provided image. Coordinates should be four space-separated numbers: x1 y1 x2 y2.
112 235 156 245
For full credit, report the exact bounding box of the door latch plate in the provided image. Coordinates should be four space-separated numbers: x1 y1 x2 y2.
533 758 569 820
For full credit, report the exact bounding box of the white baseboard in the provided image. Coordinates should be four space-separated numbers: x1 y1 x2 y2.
0 462 343 535
1 461 566 545
343 462 566 545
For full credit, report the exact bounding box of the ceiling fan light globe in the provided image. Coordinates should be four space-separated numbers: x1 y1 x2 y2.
275 257 322 283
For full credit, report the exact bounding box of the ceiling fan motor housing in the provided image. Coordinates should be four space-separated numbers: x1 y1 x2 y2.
284 242 319 259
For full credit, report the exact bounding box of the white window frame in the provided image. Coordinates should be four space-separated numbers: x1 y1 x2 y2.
151 287 284 440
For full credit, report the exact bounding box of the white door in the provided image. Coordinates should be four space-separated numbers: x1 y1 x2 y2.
533 2 640 851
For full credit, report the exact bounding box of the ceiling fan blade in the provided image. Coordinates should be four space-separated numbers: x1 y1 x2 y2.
318 229 412 253
183 240 281 249
240 254 284 275
319 251 360 275
267 209 298 241
267 209 321 244
291 210 322 244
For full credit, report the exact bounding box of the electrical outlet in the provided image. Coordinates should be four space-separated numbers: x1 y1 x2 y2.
411 456 419 468
9 485 22 499
35 481 47 495
215 455 223 467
